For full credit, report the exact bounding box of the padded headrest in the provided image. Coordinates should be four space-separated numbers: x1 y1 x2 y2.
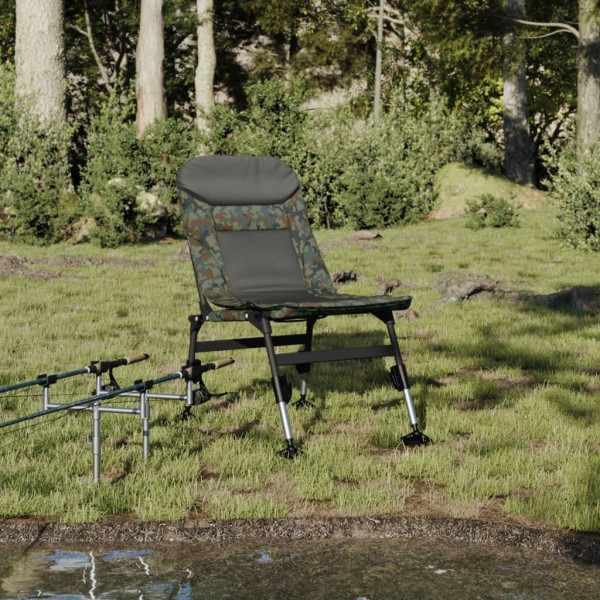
177 155 300 205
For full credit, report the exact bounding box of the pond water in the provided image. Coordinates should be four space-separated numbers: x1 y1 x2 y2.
0 537 598 599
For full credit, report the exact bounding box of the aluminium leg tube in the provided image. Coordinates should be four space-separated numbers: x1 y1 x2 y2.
92 401 101 484
140 391 150 461
261 317 300 458
385 318 431 446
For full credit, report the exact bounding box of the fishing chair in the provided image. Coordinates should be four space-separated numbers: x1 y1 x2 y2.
177 156 431 457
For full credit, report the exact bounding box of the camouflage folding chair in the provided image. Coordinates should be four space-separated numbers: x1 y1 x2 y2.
177 155 431 457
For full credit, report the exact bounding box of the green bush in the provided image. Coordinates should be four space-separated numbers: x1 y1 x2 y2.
465 194 520 230
0 70 502 244
207 82 495 229
0 66 75 244
80 90 200 246
546 143 600 251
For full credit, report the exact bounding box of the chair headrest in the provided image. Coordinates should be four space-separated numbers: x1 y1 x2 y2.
177 156 300 205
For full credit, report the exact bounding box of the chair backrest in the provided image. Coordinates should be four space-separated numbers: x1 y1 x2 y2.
177 156 335 309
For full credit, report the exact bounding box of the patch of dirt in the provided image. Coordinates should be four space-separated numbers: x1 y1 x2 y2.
1 516 598 562
428 365 535 410
40 255 157 269
0 255 61 280
432 366 535 390
332 270 361 285
173 242 191 261
348 230 382 241
375 276 402 295
514 285 600 311
102 467 128 484
431 272 600 314
0 254 157 279
434 272 519 303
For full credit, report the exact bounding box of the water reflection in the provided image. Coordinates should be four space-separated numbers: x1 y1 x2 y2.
0 537 598 599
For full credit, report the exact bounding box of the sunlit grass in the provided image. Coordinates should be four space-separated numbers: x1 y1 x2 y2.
1 208 600 530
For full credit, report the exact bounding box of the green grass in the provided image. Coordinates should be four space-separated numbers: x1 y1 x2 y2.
1 207 600 531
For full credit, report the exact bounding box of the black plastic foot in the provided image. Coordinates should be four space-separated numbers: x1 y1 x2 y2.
402 428 432 447
278 442 301 459
292 394 314 409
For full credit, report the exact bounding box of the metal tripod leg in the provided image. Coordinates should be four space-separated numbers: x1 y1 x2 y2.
384 317 432 446
261 316 300 458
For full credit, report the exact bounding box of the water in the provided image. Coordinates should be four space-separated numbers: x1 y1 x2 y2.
1 537 598 599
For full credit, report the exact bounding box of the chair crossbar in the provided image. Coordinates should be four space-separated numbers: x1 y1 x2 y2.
275 345 394 367
195 333 308 353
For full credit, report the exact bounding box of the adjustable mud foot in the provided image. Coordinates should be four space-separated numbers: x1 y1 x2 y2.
292 394 314 409
402 427 432 447
278 441 301 459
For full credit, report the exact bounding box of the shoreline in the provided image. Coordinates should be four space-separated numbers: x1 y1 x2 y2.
1 516 599 563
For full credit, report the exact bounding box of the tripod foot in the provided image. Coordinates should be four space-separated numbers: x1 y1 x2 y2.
402 428 432 447
292 394 314 409
278 441 302 459
178 406 197 422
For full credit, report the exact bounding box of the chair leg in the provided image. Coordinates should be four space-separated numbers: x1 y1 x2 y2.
384 318 432 446
293 318 316 409
260 317 301 458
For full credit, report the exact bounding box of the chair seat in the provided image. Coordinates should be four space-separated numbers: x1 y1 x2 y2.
205 290 413 321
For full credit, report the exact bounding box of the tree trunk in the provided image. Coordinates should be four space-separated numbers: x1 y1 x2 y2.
15 0 65 126
136 0 167 139
502 0 536 185
195 0 216 135
373 0 384 120
577 0 600 150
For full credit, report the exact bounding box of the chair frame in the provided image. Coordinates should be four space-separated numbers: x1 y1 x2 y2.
185 304 430 457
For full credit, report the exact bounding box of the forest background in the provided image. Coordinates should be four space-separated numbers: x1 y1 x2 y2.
0 0 599 249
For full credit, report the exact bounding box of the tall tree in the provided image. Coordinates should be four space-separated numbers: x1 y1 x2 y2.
196 0 216 133
135 0 167 138
503 0 535 185
502 1 598 151
577 0 600 150
15 0 66 125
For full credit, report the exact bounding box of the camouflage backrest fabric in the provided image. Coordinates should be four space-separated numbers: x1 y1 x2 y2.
178 156 335 309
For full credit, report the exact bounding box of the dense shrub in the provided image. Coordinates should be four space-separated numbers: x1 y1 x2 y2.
326 100 500 229
465 194 520 230
546 143 600 251
0 65 74 243
1 72 501 244
208 82 496 229
80 90 200 246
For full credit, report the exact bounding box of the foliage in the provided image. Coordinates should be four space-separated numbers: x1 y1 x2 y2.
465 194 520 230
546 142 600 251
207 80 496 229
0 3 14 64
207 78 310 158
0 66 75 244
80 90 200 247
336 101 496 229
214 0 374 103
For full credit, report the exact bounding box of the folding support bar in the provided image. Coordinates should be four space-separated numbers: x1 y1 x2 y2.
195 334 307 353
46 403 140 415
275 345 394 367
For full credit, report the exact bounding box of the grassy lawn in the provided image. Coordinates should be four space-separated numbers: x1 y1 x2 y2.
1 206 600 531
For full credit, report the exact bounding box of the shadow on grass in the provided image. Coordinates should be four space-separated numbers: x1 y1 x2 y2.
426 301 600 413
